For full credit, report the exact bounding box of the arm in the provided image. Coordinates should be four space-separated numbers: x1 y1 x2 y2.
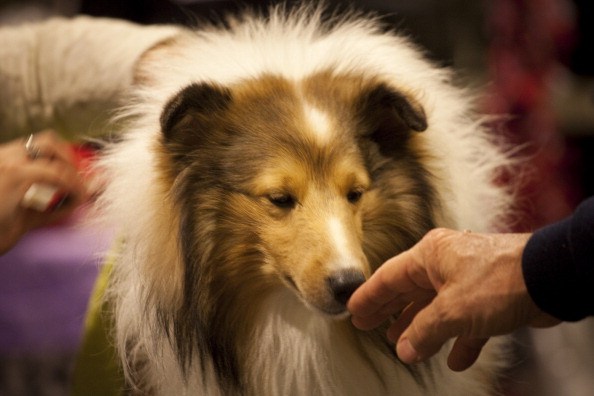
0 16 181 142
523 196 594 321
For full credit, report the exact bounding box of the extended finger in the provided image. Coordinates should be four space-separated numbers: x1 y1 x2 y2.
347 250 423 317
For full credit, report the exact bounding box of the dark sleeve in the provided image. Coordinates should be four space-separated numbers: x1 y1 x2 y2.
521 196 594 321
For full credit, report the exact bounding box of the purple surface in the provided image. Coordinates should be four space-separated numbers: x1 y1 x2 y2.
0 215 113 355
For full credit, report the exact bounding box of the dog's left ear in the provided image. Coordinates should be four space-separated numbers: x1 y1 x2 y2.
160 82 232 163
358 84 427 155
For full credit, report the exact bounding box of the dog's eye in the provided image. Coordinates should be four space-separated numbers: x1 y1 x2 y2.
268 193 296 209
346 189 364 204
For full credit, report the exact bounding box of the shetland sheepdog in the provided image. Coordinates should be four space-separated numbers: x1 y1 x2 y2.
97 5 514 395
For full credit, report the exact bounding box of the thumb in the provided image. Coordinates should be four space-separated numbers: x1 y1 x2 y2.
395 299 458 364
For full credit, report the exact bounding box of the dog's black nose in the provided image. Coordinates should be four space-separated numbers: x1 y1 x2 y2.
327 269 366 306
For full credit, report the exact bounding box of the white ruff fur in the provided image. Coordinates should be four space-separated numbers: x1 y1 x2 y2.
147 290 505 396
95 5 515 396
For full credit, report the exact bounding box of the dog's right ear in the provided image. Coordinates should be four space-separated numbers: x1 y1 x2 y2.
357 83 427 157
160 82 232 157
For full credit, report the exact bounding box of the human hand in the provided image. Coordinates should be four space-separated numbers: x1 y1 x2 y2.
0 130 88 254
347 228 559 371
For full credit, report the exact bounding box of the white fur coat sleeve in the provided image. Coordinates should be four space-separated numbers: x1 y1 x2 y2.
0 16 181 142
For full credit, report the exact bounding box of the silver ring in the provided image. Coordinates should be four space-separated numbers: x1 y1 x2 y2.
24 134 40 159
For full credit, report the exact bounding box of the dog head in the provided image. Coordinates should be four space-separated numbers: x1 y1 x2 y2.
158 72 436 320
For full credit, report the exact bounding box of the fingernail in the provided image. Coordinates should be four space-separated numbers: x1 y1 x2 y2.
397 338 420 364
